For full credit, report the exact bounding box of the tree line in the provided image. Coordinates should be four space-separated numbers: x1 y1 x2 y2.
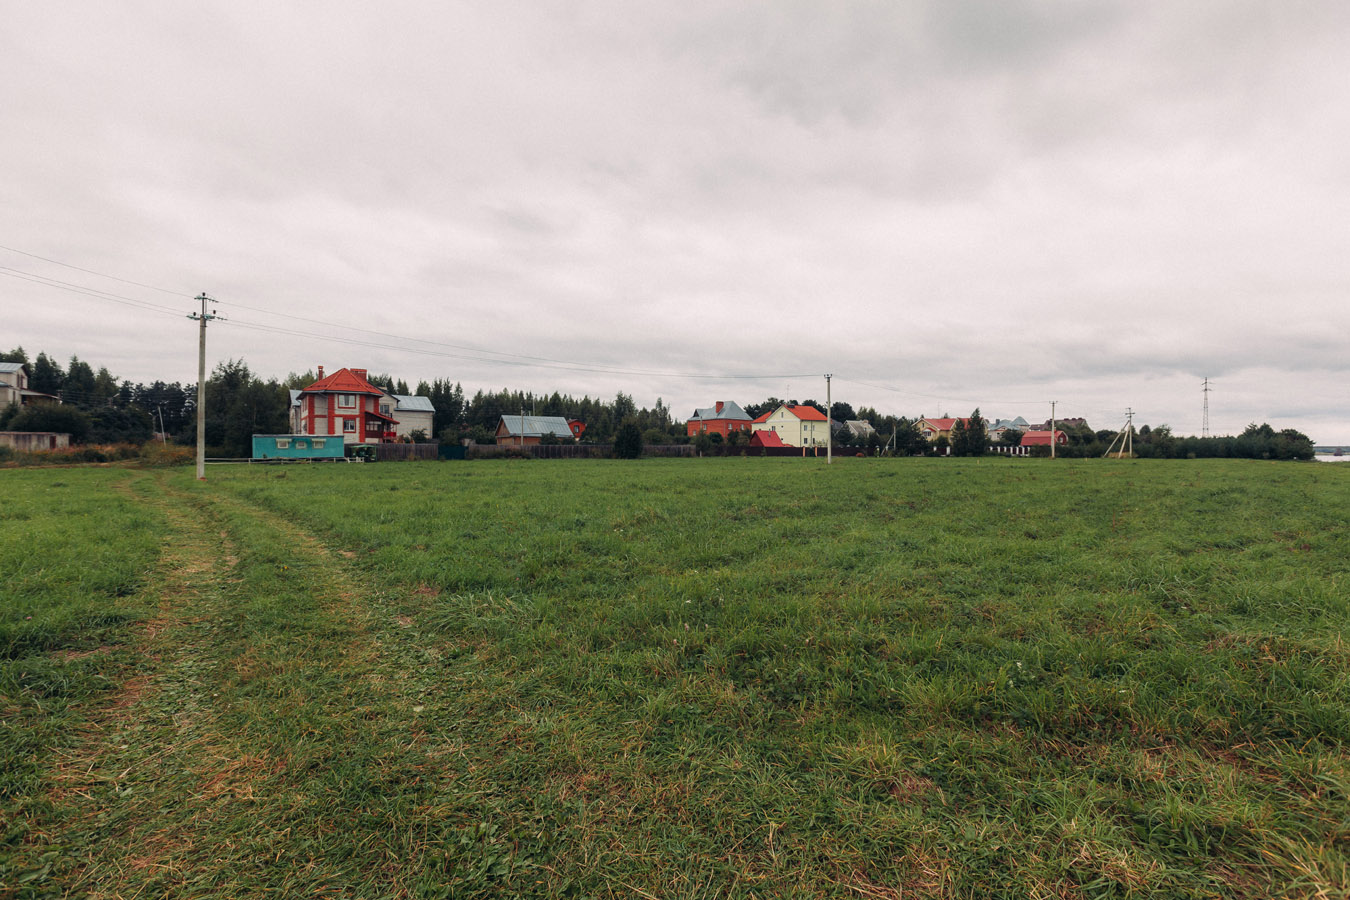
1 346 1315 461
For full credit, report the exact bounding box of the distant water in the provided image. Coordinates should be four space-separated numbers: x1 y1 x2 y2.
1314 453 1349 463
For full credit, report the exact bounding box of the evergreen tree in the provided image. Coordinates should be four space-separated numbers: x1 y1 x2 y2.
949 419 968 456
613 419 642 459
965 408 988 456
30 352 64 395
64 356 98 405
891 418 925 455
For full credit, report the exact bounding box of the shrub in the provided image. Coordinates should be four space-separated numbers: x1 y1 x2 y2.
613 420 643 459
139 442 195 467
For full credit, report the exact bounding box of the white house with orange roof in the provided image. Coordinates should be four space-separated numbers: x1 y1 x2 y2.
750 404 830 448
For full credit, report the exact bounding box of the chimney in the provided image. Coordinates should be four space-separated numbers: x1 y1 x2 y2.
715 401 724 415
317 365 324 378
352 368 367 380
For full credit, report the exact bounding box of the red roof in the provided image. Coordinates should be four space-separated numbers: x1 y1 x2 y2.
922 417 969 431
750 430 787 447
788 405 828 422
300 367 385 396
751 411 772 424
1021 430 1066 445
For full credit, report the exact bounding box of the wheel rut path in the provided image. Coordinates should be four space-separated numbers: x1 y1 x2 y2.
37 471 450 898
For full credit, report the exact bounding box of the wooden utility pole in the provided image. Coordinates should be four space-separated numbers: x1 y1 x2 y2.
188 293 216 480
825 373 832 464
1050 400 1057 459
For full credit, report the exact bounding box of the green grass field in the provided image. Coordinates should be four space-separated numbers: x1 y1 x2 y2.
2 458 1347 898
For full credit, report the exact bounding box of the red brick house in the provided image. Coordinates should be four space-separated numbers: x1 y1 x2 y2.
686 401 753 438
295 366 399 445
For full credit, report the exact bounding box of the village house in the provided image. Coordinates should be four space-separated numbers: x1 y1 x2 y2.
1021 429 1069 448
750 404 830 448
1036 417 1086 431
0 362 61 409
686 401 753 438
292 366 398 445
843 419 875 440
377 393 435 440
918 417 969 442
988 417 1031 441
496 415 586 446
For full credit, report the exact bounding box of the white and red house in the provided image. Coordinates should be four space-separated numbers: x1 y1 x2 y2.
293 366 399 445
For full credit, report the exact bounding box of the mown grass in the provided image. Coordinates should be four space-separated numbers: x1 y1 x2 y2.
2 457 1348 898
0 469 159 890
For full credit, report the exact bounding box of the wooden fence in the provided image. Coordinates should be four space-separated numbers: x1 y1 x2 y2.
374 442 439 461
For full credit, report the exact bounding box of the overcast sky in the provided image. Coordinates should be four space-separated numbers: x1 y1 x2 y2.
3 2 1348 441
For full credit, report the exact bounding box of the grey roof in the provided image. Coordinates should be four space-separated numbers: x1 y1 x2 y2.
991 417 1030 430
0 362 25 374
689 401 750 421
845 419 875 436
392 394 435 413
289 389 302 407
498 415 575 437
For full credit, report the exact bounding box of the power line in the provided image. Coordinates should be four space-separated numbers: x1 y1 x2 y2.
0 243 187 297
214 296 669 372
222 317 821 382
0 267 187 317
2 243 820 384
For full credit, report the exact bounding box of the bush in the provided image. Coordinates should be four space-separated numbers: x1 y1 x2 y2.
613 421 643 459
139 442 195 467
0 443 145 467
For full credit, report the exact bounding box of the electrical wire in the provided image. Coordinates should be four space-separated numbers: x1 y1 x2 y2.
2 243 820 383
223 316 821 381
0 243 1166 418
0 243 188 297
0 267 188 317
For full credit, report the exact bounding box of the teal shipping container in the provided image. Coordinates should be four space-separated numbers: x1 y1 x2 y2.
251 434 345 460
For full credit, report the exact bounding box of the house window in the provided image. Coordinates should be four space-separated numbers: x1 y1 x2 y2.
344 419 356 433
296 440 307 449
276 438 290 449
338 394 356 409
312 439 325 449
